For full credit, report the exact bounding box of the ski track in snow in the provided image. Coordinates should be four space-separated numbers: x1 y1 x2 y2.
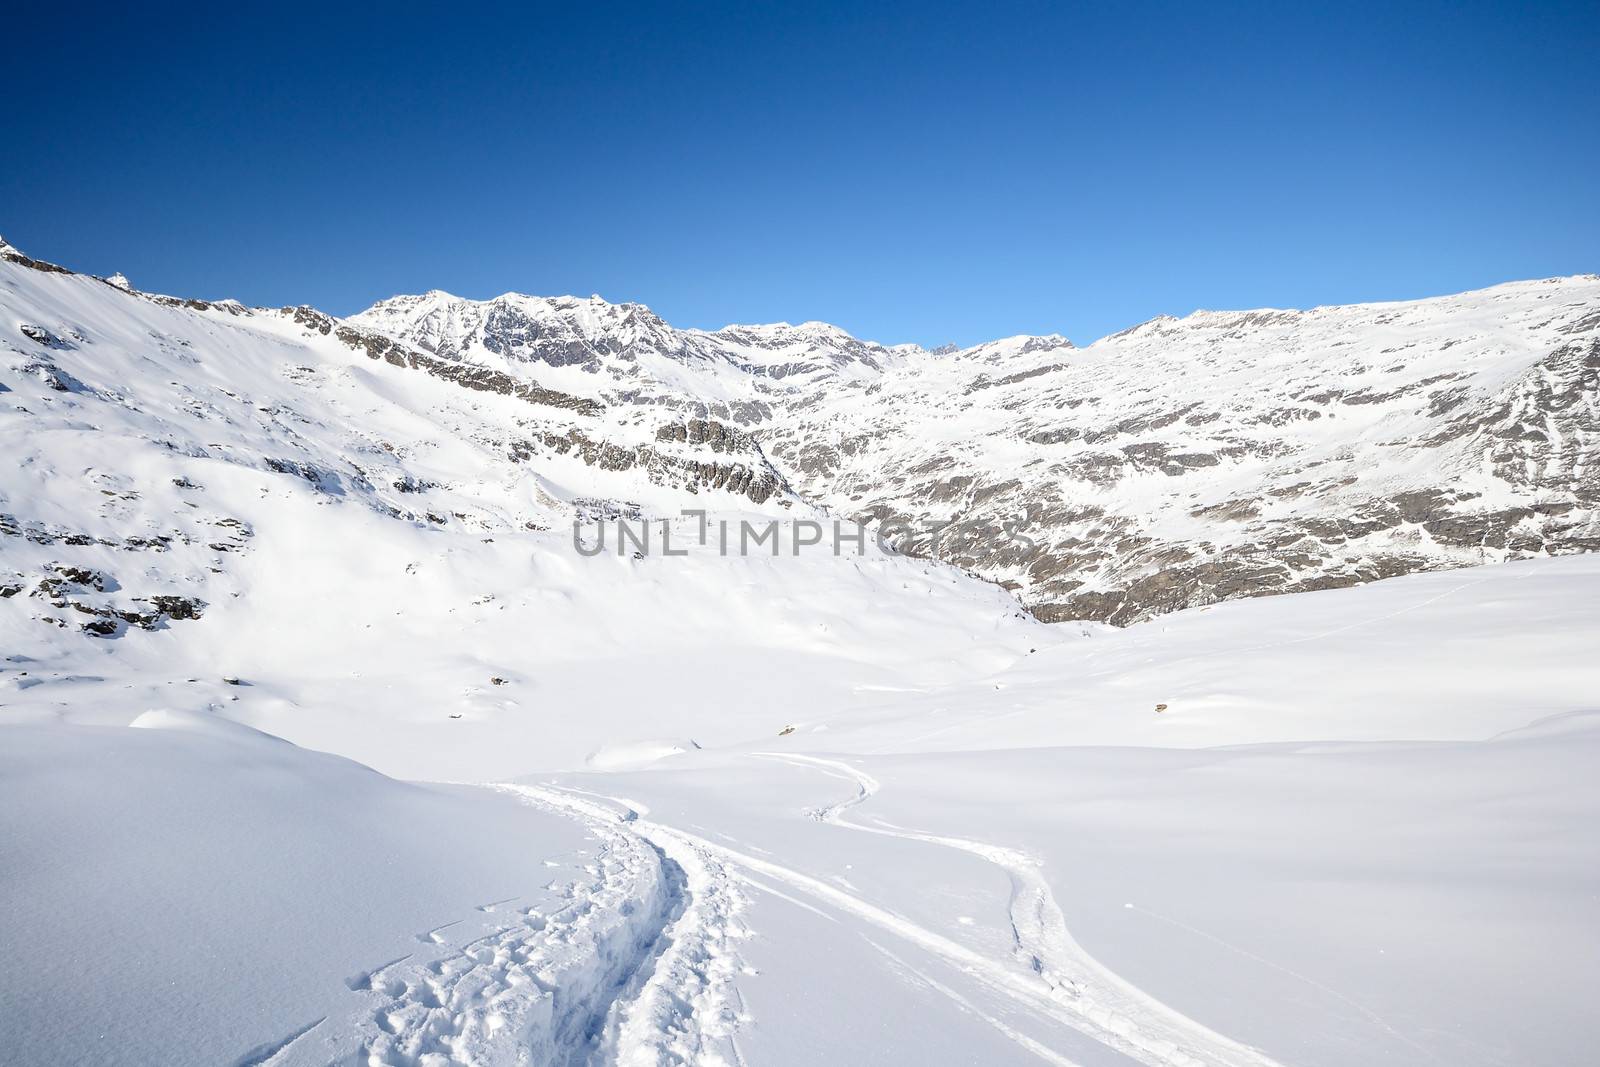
751 752 1287 1067
345 783 748 1067
860 936 1087 1067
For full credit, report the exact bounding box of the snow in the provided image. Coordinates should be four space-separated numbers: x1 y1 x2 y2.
569 712 1596 1066
0 713 595 1066
2 250 1598 1065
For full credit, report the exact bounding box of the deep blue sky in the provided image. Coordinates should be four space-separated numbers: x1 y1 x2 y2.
5 1 1596 347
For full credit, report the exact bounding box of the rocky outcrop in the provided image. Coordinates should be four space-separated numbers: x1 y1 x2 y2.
526 427 789 505
24 563 206 638
0 237 73 275
283 305 605 416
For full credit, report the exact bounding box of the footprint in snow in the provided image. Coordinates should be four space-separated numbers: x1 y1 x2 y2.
415 920 462 944
476 896 518 913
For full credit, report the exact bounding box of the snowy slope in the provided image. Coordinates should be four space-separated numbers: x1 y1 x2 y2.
0 713 626 1067
3 238 1598 1067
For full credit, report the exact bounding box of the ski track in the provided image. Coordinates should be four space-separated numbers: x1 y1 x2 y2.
860 937 1087 1067
239 757 1293 1067
344 783 748 1067
750 752 1288 1067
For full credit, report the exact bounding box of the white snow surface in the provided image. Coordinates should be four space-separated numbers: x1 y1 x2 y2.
2 250 1597 1065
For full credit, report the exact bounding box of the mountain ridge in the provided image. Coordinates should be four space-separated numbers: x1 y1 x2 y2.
348 267 1600 623
5 234 1597 625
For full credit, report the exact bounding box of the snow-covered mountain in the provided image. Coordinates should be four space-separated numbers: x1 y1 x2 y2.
0 237 1030 772
353 272 1600 623
351 290 910 385
5 236 1599 1066
4 233 1597 641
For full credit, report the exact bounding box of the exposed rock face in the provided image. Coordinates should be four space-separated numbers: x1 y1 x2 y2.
528 426 788 504
278 307 605 418
21 563 206 638
0 236 73 275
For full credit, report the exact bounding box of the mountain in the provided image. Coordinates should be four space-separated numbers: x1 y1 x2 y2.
5 236 1599 1067
0 236 1033 776
5 237 1598 637
351 273 1600 624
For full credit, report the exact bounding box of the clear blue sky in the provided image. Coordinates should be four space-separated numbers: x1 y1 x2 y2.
5 1 1596 347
